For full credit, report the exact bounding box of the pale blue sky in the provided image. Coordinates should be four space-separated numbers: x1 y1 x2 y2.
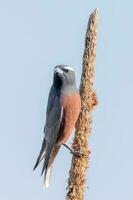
0 1 133 200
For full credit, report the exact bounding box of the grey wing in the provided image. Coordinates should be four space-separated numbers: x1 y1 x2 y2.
44 86 56 132
33 86 63 175
41 94 62 175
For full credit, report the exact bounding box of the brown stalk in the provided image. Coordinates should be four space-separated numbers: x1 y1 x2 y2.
66 8 99 200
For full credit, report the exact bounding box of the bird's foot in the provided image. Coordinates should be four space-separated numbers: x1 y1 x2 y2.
72 149 84 157
62 143 84 157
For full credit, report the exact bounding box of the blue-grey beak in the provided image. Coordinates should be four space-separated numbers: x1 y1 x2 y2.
54 67 64 75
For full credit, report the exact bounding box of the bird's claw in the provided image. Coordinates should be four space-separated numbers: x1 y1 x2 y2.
62 143 84 157
71 149 84 157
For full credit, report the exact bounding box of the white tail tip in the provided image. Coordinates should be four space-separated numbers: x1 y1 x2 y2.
43 166 52 188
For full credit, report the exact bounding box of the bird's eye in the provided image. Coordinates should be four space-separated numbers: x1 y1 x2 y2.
64 69 69 73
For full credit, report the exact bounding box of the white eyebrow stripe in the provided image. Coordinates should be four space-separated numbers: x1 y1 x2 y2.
63 66 74 71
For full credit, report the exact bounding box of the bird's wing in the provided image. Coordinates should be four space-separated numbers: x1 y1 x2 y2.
41 94 63 175
44 86 56 132
33 86 63 174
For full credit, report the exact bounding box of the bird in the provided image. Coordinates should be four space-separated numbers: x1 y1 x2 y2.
33 65 81 188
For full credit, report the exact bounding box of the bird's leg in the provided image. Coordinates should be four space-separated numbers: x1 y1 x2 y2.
62 143 73 154
62 143 84 157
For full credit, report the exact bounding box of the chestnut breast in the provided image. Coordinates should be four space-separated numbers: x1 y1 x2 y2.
57 92 81 144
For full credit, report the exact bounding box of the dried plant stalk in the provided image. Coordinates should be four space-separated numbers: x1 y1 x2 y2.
66 8 99 200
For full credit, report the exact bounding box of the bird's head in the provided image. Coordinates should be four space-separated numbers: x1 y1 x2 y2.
54 65 76 88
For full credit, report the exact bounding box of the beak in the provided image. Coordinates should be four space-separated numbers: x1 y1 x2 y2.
54 67 64 75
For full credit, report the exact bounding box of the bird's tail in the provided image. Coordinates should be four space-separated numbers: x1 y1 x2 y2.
43 165 52 188
43 145 61 188
34 138 61 188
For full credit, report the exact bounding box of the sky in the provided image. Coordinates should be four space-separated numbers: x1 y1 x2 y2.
0 0 133 200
